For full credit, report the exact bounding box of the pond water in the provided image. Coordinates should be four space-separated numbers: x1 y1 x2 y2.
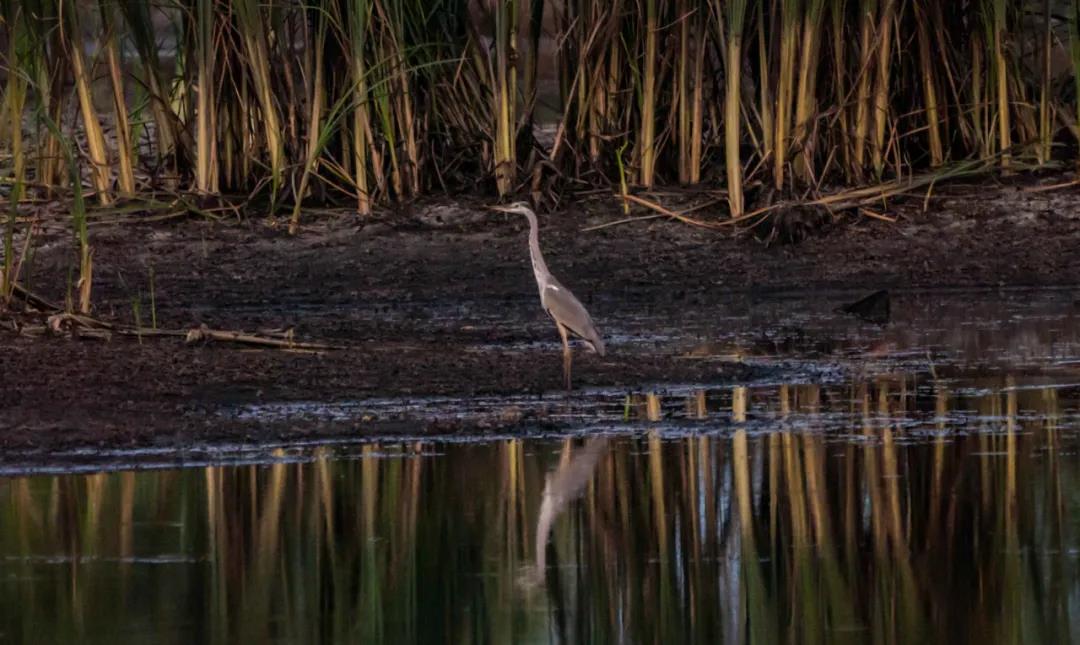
2 290 1079 643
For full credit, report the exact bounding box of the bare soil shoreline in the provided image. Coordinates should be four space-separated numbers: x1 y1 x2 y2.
2 178 1079 462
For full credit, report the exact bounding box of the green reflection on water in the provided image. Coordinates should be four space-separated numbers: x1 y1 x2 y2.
1 378 1078 644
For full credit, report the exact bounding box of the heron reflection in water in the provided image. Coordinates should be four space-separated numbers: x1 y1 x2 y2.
521 437 610 590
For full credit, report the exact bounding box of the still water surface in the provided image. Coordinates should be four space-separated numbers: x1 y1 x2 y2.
2 291 1080 643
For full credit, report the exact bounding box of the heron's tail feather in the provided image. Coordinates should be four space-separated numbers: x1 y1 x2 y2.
588 335 606 357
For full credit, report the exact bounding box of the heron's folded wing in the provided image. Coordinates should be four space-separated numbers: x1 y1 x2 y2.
543 283 600 342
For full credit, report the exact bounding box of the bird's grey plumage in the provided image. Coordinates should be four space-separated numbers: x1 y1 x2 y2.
490 201 605 389
541 280 604 355
500 203 605 356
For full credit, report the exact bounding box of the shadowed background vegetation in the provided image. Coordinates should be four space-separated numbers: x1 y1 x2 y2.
1 0 1079 311
2 1 1080 211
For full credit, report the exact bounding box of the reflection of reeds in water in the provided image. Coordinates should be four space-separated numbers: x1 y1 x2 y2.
0 377 1076 642
572 378 1064 643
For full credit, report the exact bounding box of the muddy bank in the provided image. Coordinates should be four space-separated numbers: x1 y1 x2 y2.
2 179 1079 459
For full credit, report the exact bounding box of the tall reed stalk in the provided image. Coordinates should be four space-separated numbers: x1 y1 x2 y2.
1072 0 1080 154
346 0 376 214
2 3 29 302
100 1 135 196
722 0 747 216
851 0 876 179
120 2 180 163
289 4 329 234
989 0 1010 168
234 0 285 197
914 1 943 167
61 0 112 204
773 0 799 190
792 0 826 182
870 0 895 177
638 0 658 187
493 0 518 195
193 0 217 193
1037 0 1051 165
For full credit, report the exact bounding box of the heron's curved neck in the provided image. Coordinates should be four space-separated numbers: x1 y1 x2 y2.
524 211 551 286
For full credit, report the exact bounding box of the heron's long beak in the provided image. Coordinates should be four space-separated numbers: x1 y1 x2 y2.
487 204 515 214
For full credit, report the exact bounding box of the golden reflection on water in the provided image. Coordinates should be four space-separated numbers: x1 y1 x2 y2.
0 378 1078 643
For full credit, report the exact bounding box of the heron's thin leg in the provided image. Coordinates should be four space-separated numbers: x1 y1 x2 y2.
556 321 572 390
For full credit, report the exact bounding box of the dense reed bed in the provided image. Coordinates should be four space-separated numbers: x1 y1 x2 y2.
0 1 1078 306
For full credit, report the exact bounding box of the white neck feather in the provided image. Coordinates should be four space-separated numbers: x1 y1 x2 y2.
524 211 551 291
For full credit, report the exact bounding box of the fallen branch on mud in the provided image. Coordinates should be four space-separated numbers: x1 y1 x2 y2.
580 213 667 232
1020 177 1080 193
618 194 723 229
857 208 897 223
11 282 62 312
602 158 1001 232
184 324 340 351
5 285 340 351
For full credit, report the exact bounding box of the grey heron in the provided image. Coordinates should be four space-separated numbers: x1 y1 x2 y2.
490 202 605 390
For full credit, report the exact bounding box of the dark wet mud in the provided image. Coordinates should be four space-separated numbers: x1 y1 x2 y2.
2 182 1080 463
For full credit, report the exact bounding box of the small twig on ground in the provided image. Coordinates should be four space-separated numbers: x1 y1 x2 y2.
47 312 114 331
620 194 722 229
5 287 341 351
923 178 938 212
1021 177 1080 193
184 324 340 350
858 207 897 223
12 283 62 312
589 195 727 232
604 160 996 235
90 209 191 227
581 213 666 232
